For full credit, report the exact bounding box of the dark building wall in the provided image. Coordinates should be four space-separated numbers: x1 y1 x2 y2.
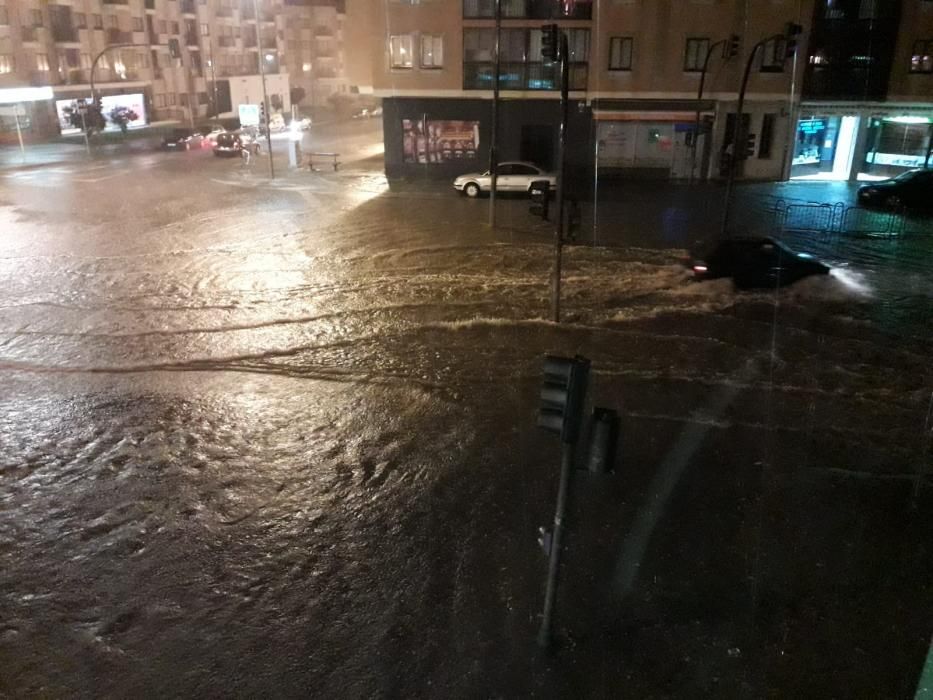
381 97 595 190
803 0 903 100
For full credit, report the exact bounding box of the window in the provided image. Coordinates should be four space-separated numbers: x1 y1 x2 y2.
909 40 933 73
0 54 14 74
759 113 776 159
200 23 209 36
156 19 165 33
31 9 43 26
107 15 118 28
167 93 175 106
138 51 148 67
36 53 50 71
389 34 413 68
171 21 179 34
760 37 786 72
421 34 443 68
74 12 86 28
81 52 91 69
180 93 188 106
198 91 208 104
132 16 144 31
154 94 165 107
0 6 7 25
92 14 103 28
684 38 710 72
609 37 633 71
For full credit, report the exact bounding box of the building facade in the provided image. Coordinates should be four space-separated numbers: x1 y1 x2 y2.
363 0 932 183
0 0 349 142
282 0 349 110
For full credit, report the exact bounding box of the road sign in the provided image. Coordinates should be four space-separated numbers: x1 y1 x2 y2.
239 103 260 127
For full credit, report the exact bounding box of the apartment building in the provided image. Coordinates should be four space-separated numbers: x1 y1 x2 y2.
282 0 349 108
0 0 299 142
366 0 932 183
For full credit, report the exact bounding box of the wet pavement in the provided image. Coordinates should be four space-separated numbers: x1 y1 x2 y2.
1 139 932 697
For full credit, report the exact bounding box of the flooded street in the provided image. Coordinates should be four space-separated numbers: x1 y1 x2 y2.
1 145 931 697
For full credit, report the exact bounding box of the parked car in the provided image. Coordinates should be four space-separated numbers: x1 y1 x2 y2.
857 168 933 210
161 128 202 151
197 124 227 149
687 236 830 289
212 132 259 157
453 162 557 198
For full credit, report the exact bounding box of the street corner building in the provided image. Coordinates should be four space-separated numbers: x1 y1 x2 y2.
0 0 355 143
356 0 933 184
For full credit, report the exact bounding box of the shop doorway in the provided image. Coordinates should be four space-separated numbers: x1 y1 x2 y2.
860 116 933 180
790 115 860 181
520 124 554 170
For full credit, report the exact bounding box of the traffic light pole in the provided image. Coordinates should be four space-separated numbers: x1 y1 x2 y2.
550 32 569 324
488 0 501 228
690 38 728 184
538 440 574 648
254 0 275 179
720 34 784 239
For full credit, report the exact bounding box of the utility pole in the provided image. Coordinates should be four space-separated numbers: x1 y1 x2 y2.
690 37 731 184
550 30 569 323
253 0 275 179
488 0 501 228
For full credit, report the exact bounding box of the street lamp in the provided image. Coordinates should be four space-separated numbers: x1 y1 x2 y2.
689 36 737 184
253 0 275 179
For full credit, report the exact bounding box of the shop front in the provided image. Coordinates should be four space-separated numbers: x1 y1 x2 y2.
0 87 58 146
792 105 933 181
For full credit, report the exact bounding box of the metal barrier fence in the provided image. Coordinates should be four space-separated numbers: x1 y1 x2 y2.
769 200 930 238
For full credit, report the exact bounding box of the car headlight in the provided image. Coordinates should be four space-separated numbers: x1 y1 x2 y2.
862 188 878 195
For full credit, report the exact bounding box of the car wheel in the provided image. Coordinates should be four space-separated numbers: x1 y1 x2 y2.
464 182 481 198
885 195 901 209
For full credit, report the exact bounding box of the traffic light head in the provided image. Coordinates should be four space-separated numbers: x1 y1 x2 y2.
537 355 590 444
744 133 756 159
725 34 741 59
541 24 560 62
529 179 551 221
784 38 798 60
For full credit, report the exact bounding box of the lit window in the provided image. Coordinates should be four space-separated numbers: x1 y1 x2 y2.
36 53 50 71
910 40 933 74
420 34 443 69
684 38 710 72
389 34 413 69
0 54 14 74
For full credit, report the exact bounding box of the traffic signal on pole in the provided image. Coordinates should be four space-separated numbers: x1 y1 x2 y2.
725 34 741 59
537 355 590 444
529 179 551 221
541 24 560 62
784 38 798 60
745 133 756 159
785 22 803 38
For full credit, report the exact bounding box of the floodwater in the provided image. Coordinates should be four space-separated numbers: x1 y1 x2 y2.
1 149 931 697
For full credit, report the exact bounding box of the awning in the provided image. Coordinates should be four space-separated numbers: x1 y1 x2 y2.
594 111 700 122
591 98 715 122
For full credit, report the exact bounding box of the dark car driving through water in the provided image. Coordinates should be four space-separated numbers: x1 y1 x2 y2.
687 237 830 289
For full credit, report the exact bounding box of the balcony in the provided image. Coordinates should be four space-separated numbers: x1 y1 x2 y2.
240 4 256 20
243 36 257 48
261 12 275 23
185 32 200 46
107 28 132 42
63 68 88 84
216 6 233 17
313 26 333 37
463 61 587 91
102 0 130 5
21 27 39 43
181 0 196 13
463 0 591 20
145 0 155 9
218 36 234 47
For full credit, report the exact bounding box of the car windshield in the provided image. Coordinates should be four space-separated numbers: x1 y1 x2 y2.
3 3 932 699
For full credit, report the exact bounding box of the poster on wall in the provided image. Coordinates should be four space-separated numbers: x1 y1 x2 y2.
402 119 480 164
56 93 147 134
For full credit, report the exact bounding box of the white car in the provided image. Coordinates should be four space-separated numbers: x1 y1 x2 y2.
453 162 557 198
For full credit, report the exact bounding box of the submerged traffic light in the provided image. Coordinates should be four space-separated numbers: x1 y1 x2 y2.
529 179 551 221
537 355 590 444
541 24 560 62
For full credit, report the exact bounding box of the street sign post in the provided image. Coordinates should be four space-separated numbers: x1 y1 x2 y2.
239 103 260 127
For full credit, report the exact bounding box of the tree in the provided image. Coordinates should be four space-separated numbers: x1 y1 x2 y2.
290 87 306 106
63 100 106 134
108 106 139 134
